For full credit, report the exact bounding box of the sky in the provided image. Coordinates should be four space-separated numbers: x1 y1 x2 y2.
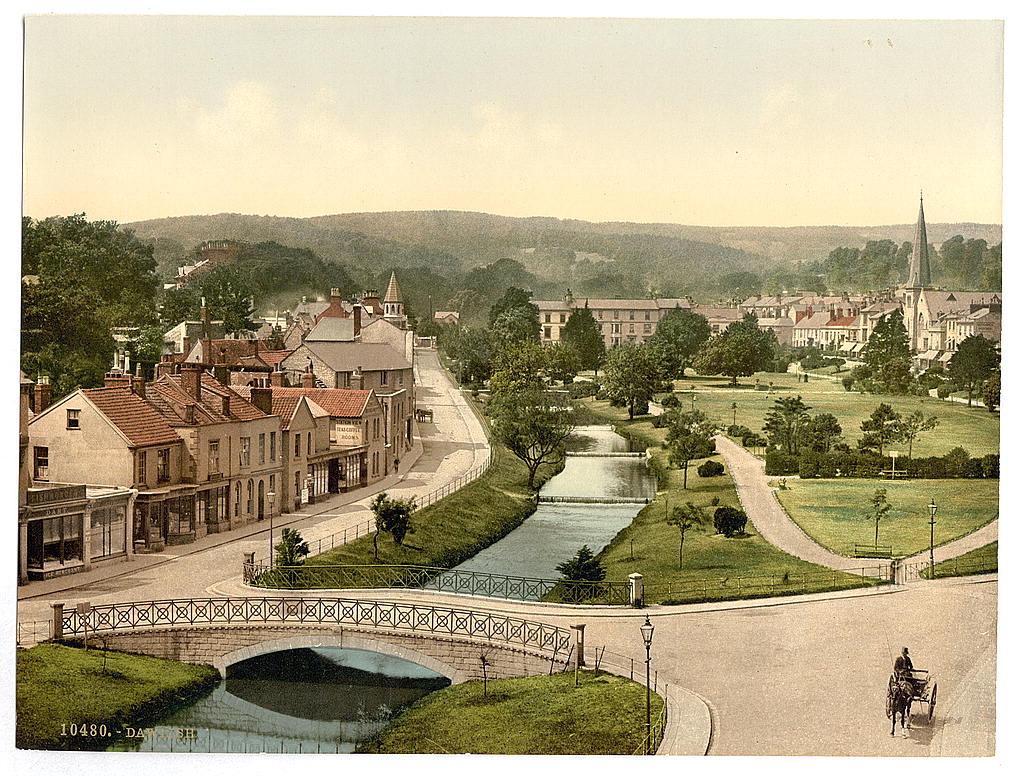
21 15 1005 228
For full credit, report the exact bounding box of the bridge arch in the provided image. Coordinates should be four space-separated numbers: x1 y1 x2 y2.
216 633 467 683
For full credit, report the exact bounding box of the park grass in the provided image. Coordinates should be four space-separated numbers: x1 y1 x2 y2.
775 479 999 559
666 370 999 457
16 643 219 750
309 441 562 570
357 671 664 755
581 400 878 604
924 541 998 579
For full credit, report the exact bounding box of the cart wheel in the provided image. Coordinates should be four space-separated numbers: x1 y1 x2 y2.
929 683 938 722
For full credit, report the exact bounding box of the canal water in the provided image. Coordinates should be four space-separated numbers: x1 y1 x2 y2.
108 647 450 753
447 425 656 582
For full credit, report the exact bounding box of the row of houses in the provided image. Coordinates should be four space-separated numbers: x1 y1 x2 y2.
18 273 419 585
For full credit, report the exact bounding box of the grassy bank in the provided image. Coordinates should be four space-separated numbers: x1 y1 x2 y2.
309 440 562 570
582 399 877 604
16 643 219 751
357 671 664 754
667 371 999 458
923 541 998 579
776 479 998 558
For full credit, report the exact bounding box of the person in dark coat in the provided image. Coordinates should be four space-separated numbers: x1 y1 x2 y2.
894 647 914 679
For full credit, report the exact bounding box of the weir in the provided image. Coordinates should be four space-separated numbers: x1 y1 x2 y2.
537 495 652 504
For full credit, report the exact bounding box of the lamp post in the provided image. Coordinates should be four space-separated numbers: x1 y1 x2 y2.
267 491 276 566
928 498 937 578
640 615 655 754
731 401 738 428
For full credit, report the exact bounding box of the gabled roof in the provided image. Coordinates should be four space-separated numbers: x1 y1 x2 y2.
78 387 183 448
793 311 834 329
153 372 271 424
306 317 357 342
299 341 412 372
825 316 857 328
238 386 376 419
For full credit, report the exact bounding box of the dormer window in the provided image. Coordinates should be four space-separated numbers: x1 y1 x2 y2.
66 409 80 430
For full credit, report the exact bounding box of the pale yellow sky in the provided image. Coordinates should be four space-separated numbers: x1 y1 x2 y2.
22 16 1004 226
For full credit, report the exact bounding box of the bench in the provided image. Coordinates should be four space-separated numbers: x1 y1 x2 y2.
853 544 893 558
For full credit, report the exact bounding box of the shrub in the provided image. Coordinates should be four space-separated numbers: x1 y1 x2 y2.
727 424 752 438
651 414 669 428
568 380 599 399
556 545 606 582
981 454 1000 478
765 450 799 475
841 376 854 392
964 458 985 478
661 393 681 408
754 383 769 391
944 446 971 478
697 460 725 477
742 433 767 448
713 506 748 537
936 385 951 400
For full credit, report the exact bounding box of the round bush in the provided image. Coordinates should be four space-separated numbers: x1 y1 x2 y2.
713 506 748 537
697 459 725 477
661 393 681 408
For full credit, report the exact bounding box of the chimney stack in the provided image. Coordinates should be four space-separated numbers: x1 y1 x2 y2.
181 363 203 400
270 371 285 387
130 363 147 399
213 364 230 387
302 371 315 389
33 376 53 413
353 305 361 336
104 368 132 390
156 361 176 379
249 386 273 415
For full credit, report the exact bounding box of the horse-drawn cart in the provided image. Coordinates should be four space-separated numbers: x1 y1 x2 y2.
888 668 938 734
907 669 938 722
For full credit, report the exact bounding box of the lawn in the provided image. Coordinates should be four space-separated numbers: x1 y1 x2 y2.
666 371 999 458
582 400 878 604
304 441 562 571
16 643 219 750
776 479 999 558
357 671 664 754
924 541 998 579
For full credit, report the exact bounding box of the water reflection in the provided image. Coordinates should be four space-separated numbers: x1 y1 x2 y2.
108 647 449 753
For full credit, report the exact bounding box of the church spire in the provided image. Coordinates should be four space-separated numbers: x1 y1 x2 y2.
906 193 932 288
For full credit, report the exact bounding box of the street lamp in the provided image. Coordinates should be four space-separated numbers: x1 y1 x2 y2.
267 491 276 567
928 498 938 578
640 615 655 754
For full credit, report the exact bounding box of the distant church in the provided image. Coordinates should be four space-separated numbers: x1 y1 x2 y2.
900 195 1001 368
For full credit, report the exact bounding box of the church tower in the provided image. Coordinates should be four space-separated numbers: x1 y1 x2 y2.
902 193 932 351
382 271 407 328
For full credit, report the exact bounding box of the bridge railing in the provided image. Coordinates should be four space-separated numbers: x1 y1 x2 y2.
243 563 632 605
52 597 573 657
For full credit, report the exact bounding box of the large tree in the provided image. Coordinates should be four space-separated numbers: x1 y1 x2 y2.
369 492 417 561
693 313 776 385
489 386 576 489
560 304 606 374
489 340 549 396
805 413 843 453
858 403 902 456
861 311 912 394
947 335 1000 407
490 303 542 350
646 309 711 378
666 410 717 489
602 342 662 419
762 395 812 455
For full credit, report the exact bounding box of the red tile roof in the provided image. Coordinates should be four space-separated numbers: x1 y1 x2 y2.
82 387 183 448
259 387 375 418
152 372 271 424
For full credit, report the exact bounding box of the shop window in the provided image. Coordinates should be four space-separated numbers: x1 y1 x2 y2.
91 506 126 559
42 514 82 565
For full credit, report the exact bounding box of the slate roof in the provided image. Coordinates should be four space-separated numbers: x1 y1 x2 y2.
80 387 183 448
300 341 412 372
237 386 375 419
153 373 270 423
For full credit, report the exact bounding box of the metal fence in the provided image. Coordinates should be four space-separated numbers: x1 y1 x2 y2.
255 452 495 566
908 556 998 580
644 564 891 605
244 562 632 605
17 619 52 646
52 597 573 658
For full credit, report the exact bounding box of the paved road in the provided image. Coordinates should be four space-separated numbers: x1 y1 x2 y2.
16 347 490 624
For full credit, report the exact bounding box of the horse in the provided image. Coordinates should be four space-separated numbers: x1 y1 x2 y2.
887 673 915 736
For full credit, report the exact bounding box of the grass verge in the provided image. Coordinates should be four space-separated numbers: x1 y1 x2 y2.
16 643 219 751
923 541 998 579
308 440 562 570
581 399 877 604
775 479 998 558
667 371 999 457
357 671 664 754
